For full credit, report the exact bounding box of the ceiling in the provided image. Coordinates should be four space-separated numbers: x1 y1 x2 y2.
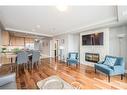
0 6 118 37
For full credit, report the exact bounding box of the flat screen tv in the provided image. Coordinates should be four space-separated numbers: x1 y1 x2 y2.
82 32 103 45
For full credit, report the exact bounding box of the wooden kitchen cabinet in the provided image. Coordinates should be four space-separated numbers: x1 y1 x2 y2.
20 37 25 46
2 31 10 46
29 38 34 43
15 37 24 46
15 37 20 46
10 36 25 46
25 37 29 44
25 38 34 44
10 36 16 46
10 36 34 46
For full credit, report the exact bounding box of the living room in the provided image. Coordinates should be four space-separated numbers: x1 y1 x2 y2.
48 24 127 83
0 1 127 95
50 25 127 71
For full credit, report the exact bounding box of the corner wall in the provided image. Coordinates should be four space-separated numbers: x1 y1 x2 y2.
51 33 80 61
41 39 50 58
79 25 127 70
109 25 127 70
68 34 80 52
51 33 69 60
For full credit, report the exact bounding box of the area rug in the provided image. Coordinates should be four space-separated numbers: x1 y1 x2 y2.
37 75 74 89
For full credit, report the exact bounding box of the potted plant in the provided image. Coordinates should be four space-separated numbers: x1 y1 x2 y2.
2 48 7 53
13 48 21 54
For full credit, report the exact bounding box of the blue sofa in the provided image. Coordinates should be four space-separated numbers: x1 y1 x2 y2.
67 52 79 67
94 55 125 82
0 73 16 89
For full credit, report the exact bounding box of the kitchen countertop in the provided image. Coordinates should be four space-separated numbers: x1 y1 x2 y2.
1 53 17 64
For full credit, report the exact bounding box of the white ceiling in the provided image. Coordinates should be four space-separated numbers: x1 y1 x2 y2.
0 6 117 37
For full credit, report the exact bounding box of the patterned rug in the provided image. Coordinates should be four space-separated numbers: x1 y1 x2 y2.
37 75 75 89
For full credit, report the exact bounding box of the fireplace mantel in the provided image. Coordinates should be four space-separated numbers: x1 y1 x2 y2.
80 28 109 66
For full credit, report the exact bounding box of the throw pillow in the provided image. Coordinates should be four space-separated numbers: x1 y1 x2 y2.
103 57 116 66
70 54 76 59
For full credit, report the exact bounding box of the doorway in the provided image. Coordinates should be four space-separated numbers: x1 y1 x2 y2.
54 40 59 60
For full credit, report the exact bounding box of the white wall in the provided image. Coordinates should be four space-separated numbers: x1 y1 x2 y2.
0 28 1 48
51 33 80 61
68 34 80 52
34 39 50 58
41 39 50 58
51 33 68 60
118 6 127 23
80 28 110 66
109 25 127 70
34 41 40 50
0 28 2 65
79 25 127 69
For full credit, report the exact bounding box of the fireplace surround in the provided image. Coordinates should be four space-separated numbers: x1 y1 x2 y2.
85 53 99 63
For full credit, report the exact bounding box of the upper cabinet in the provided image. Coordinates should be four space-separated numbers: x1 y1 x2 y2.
29 38 34 43
2 31 10 46
25 38 34 44
25 38 29 44
10 36 25 46
15 37 24 46
2 31 34 46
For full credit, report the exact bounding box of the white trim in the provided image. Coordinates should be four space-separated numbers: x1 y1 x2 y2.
5 27 53 37
53 17 118 36
69 17 117 33
5 17 118 37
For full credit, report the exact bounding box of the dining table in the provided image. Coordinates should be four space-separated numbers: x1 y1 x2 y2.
1 52 33 65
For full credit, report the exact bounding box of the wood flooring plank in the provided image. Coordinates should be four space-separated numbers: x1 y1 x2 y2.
0 58 127 89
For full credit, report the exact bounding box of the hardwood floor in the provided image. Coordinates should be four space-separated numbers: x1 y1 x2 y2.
0 58 127 89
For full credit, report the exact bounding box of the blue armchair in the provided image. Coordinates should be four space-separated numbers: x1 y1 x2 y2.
94 55 125 82
67 52 79 67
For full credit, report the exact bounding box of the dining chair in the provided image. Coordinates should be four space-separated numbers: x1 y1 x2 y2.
16 51 29 74
31 51 40 69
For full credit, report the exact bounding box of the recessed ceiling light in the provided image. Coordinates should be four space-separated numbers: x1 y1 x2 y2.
56 6 68 12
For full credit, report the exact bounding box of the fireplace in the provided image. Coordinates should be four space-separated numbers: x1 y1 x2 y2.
85 53 99 63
